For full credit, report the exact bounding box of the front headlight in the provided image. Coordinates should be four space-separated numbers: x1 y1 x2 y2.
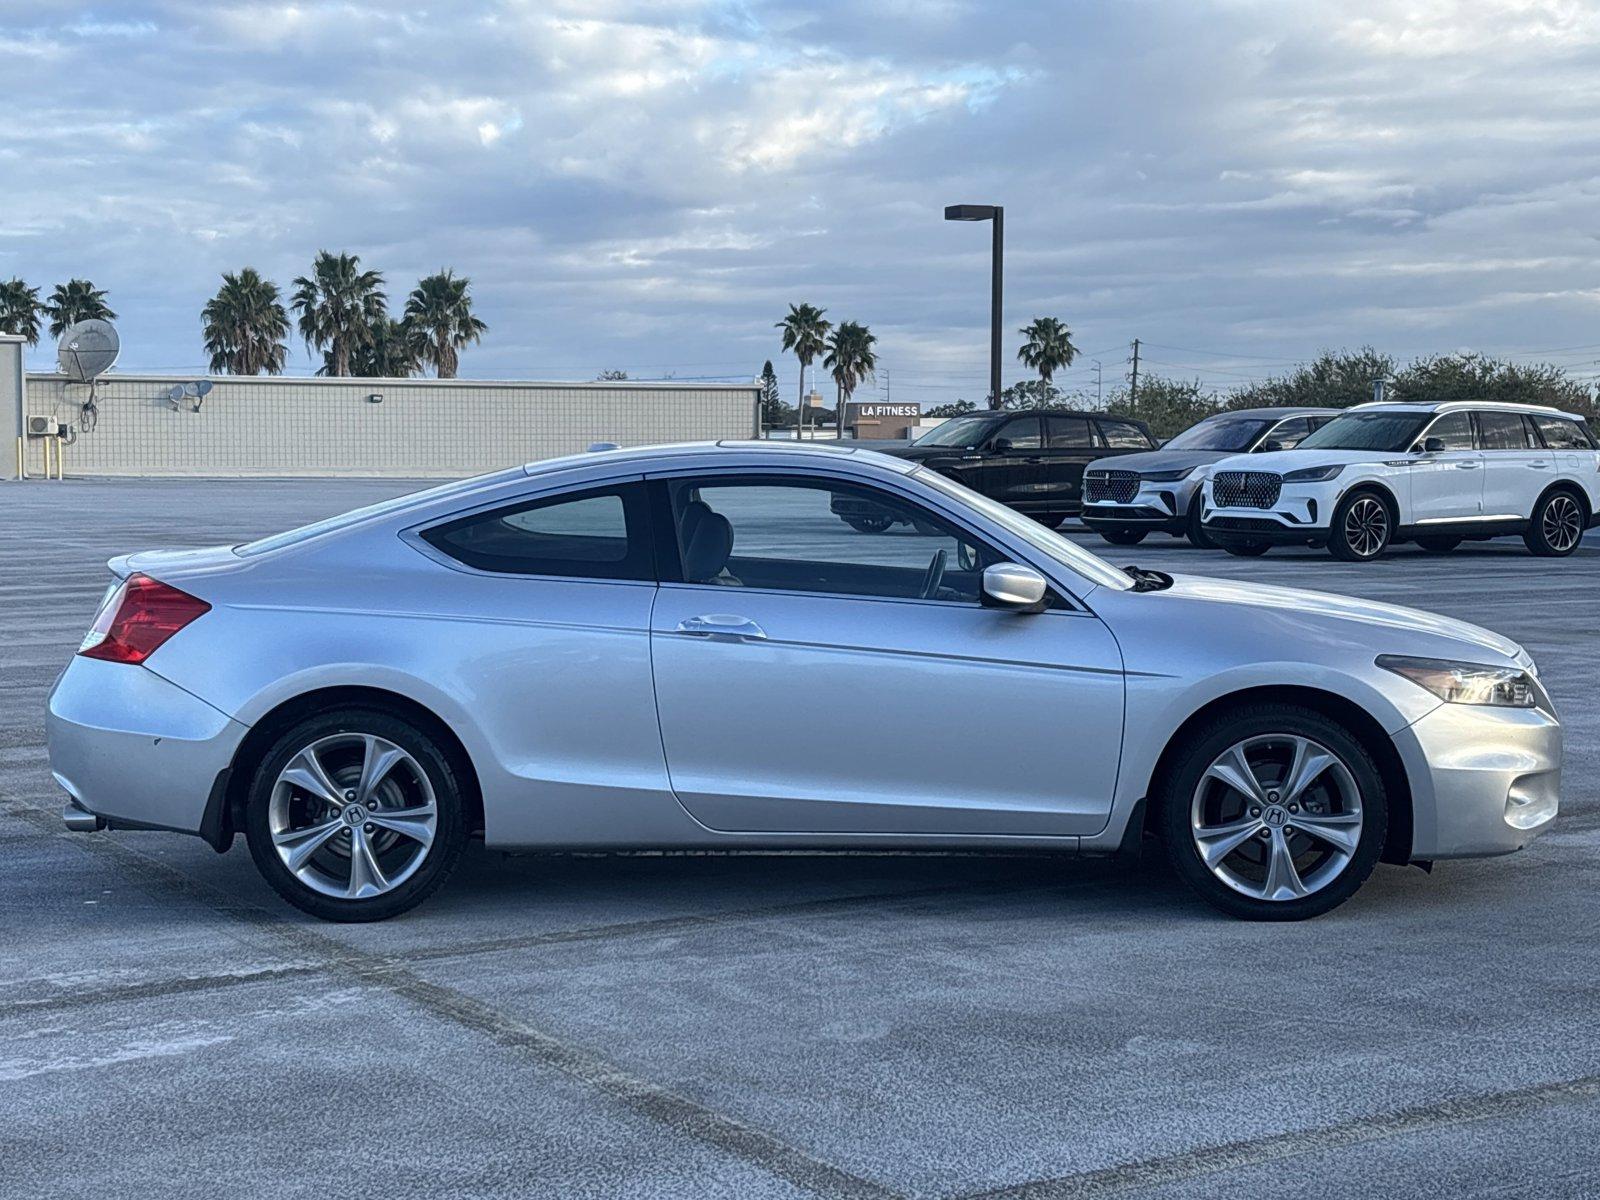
1283 464 1345 483
1140 467 1197 482
1377 654 1548 709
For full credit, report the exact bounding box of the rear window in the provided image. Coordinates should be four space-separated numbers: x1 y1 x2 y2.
1098 419 1153 449
420 483 654 579
1533 414 1596 449
237 470 526 557
1476 411 1538 450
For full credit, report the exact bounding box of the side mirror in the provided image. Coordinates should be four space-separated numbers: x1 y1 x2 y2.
1256 439 1284 453
981 562 1049 613
1414 436 1445 454
990 437 1014 454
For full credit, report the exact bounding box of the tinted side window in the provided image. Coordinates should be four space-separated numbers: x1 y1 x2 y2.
994 416 1042 451
1265 417 1311 448
1044 415 1094 449
1425 411 1475 450
1533 415 1593 449
1098 419 1152 449
421 484 653 579
662 477 1001 604
1476 411 1535 450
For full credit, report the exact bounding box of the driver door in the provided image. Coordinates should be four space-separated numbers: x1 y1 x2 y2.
1409 410 1483 522
646 472 1126 837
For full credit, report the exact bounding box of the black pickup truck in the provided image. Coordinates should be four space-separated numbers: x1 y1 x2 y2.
835 410 1159 530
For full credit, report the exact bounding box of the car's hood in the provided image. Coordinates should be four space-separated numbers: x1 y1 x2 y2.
874 443 954 461
1086 449 1231 475
1159 573 1524 664
1210 448 1390 474
109 545 243 581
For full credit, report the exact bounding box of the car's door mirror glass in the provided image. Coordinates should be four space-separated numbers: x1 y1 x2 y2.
981 562 1048 612
991 437 1013 454
1422 436 1446 453
1257 439 1284 453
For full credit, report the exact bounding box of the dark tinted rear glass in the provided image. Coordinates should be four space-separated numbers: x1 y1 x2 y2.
1533 414 1595 449
421 483 653 579
1476 411 1536 450
1098 419 1153 449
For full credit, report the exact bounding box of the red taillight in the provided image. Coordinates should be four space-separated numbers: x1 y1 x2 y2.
79 574 211 665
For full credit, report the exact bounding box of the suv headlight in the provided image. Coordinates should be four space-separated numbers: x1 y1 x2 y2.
1140 467 1197 482
1377 654 1549 709
1283 464 1344 483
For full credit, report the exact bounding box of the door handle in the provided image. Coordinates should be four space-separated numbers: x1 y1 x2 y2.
1454 461 1480 469
676 614 768 641
1530 461 1551 469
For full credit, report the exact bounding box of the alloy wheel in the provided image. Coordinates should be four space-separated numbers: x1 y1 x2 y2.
1543 494 1583 553
1343 497 1389 558
269 733 438 900
1189 734 1363 902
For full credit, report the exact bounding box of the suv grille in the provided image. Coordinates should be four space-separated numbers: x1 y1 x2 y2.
1085 470 1138 504
1213 470 1282 509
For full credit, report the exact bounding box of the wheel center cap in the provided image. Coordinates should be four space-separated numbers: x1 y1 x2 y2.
1263 806 1288 828
342 804 368 827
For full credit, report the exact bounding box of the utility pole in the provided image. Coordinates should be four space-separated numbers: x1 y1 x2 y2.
1129 338 1141 409
1091 360 1103 407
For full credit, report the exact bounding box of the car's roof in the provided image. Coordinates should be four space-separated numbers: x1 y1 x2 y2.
522 439 920 478
1213 406 1339 419
1347 400 1580 419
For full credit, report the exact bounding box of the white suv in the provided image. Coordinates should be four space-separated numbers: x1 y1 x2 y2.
1201 401 1600 561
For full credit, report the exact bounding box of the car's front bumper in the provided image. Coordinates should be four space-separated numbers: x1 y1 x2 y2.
1394 699 1561 859
47 656 248 838
1202 481 1332 544
1081 479 1200 533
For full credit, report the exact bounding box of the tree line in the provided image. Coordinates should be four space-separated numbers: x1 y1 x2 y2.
0 253 487 379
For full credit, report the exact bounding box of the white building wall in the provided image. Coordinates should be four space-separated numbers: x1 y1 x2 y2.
22 374 759 477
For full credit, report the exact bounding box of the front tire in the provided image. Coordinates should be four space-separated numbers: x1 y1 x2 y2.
243 708 468 922
1524 489 1586 557
1328 490 1392 561
1158 704 1387 921
1221 539 1270 557
1186 501 1217 549
1098 528 1148 546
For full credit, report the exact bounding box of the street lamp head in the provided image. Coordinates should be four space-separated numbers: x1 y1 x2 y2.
944 204 999 222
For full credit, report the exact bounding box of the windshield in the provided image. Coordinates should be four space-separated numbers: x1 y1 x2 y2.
912 416 995 449
1164 418 1271 452
236 470 524 556
915 468 1132 592
1298 411 1430 452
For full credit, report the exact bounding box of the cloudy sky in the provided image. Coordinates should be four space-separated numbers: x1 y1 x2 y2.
4 0 1600 407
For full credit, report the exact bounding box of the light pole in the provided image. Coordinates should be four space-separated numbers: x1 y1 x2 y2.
944 204 1003 409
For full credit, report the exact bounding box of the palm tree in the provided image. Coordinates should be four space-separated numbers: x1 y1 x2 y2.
776 303 831 436
823 321 877 438
0 278 42 345
403 270 487 378
319 316 418 377
201 268 289 375
1017 316 1078 394
290 252 385 378
44 278 116 339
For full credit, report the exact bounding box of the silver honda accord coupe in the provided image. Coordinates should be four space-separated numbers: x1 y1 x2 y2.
47 442 1560 922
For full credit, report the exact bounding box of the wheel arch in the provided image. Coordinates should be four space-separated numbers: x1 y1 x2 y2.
210 685 485 852
1338 478 1401 524
1140 684 1413 865
1533 478 1589 520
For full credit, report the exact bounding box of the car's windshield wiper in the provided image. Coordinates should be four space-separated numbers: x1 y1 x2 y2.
1121 564 1173 592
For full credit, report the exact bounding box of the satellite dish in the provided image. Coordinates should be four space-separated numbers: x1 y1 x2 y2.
182 382 200 398
57 319 120 382
195 380 213 398
167 385 186 403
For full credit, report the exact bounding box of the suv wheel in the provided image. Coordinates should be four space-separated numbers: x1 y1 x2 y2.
1524 489 1586 557
244 708 468 922
1220 539 1270 557
1186 501 1217 549
1159 704 1387 920
845 514 894 534
1098 528 1147 546
1416 535 1462 553
1328 490 1392 561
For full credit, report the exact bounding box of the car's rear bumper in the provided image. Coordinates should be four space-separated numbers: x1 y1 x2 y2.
46 656 248 838
1395 700 1561 859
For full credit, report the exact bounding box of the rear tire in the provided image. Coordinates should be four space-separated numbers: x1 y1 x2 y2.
243 708 467 922
1099 528 1148 546
1031 512 1070 529
1416 535 1462 553
1328 490 1393 561
845 514 894 534
1158 704 1388 921
1524 489 1586 557
1186 501 1217 549
1221 540 1270 557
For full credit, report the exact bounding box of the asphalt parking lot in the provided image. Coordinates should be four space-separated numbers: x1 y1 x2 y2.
5 476 1600 1199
